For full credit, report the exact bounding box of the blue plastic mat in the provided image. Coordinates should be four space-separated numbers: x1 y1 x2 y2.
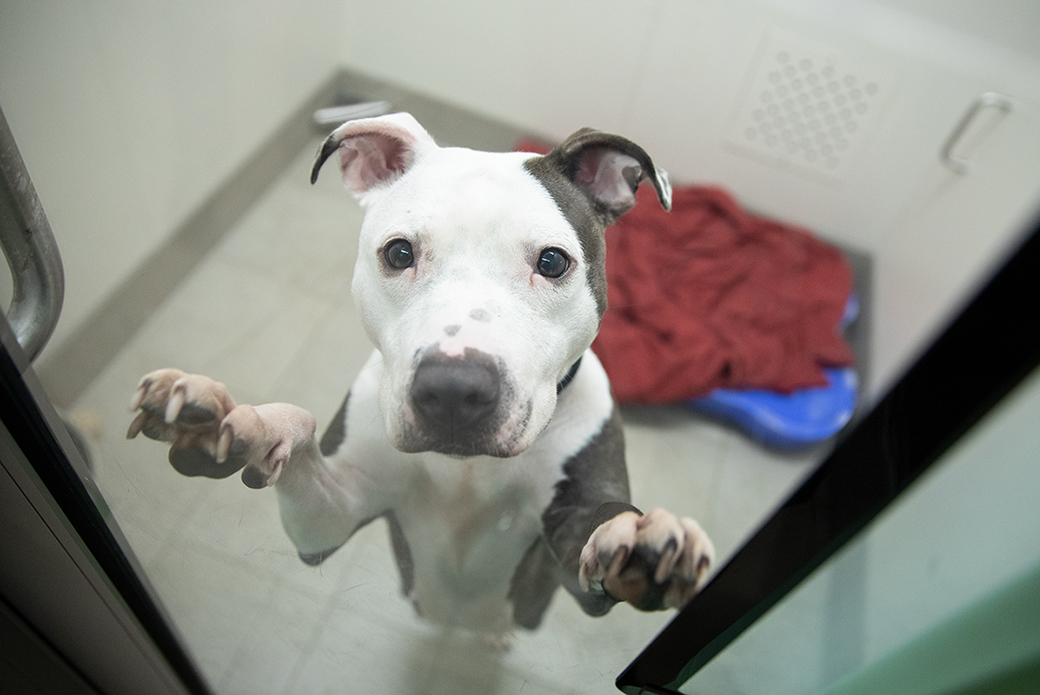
686 294 859 448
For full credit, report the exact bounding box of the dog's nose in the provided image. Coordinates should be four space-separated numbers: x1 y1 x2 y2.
410 353 501 432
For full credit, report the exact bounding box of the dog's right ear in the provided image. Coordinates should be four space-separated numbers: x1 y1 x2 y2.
310 112 437 197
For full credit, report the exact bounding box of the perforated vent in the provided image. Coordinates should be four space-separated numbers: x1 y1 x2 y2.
730 31 888 177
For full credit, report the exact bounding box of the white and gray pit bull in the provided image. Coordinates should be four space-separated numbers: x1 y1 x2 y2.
128 113 714 636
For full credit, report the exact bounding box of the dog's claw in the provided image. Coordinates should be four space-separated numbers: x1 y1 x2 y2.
216 423 232 464
130 383 147 412
126 410 147 439
578 548 595 592
164 386 185 424
654 538 679 584
697 554 711 573
608 545 630 580
267 458 284 486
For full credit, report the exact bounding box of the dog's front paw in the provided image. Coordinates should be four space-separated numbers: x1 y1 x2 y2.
579 508 714 611
128 369 315 488
128 369 235 446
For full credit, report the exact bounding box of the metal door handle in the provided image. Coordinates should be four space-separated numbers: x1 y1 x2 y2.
940 92 1014 175
1 105 64 362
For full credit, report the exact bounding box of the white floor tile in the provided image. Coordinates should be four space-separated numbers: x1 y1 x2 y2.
146 541 285 688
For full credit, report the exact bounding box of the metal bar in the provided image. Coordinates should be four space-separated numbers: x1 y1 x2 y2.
940 92 1014 175
0 104 64 362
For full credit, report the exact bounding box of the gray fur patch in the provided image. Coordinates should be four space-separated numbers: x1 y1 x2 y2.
523 156 610 317
386 511 415 597
540 406 637 616
319 392 351 456
522 129 671 319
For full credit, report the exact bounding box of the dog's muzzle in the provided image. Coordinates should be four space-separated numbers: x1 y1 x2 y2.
407 349 509 457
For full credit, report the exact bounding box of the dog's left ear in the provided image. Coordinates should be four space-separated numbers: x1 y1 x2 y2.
540 128 672 223
310 112 437 198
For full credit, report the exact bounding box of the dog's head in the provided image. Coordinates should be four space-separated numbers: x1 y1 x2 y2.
312 113 670 458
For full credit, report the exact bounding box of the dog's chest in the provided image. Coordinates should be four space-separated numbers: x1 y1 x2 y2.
397 452 561 620
341 349 617 629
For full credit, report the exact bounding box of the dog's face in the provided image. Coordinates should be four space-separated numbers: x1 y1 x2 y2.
350 148 600 458
312 114 670 458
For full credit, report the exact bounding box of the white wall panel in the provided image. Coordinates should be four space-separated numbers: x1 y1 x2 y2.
0 0 343 361
338 0 1040 395
339 0 662 140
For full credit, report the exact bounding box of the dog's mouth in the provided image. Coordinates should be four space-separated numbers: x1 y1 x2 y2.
397 411 532 458
396 400 535 458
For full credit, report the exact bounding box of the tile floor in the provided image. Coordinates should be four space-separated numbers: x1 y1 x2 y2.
67 132 827 695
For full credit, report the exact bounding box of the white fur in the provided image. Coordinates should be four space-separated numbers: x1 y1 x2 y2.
350 146 601 457
287 348 614 629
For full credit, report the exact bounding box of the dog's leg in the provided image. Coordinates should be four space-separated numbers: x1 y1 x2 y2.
541 407 714 613
508 539 562 629
541 407 637 615
128 368 384 558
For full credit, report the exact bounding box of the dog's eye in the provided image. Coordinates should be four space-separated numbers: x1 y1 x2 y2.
536 247 570 278
384 239 414 270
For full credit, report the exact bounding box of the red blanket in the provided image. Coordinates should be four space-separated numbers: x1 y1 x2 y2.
515 138 854 403
592 185 854 403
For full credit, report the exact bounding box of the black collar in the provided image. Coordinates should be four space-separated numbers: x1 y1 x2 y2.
556 357 583 394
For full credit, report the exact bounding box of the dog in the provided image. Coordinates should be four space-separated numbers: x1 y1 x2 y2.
127 113 714 637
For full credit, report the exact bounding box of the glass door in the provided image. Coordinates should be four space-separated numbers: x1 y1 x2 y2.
4 4 1040 695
